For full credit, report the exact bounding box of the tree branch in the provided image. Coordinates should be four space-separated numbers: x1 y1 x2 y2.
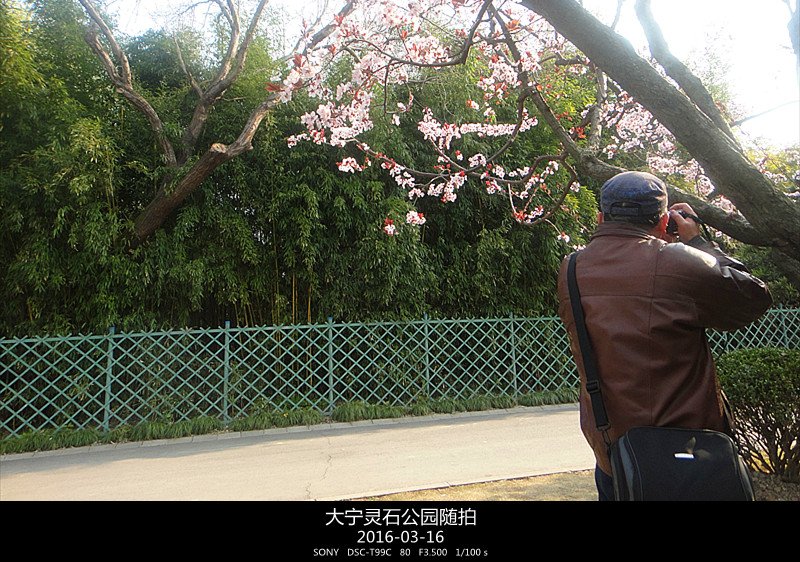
665 186 771 246
78 0 178 168
133 93 283 244
178 0 269 163
174 36 204 97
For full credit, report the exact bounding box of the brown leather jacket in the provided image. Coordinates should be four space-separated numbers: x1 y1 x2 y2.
557 222 772 475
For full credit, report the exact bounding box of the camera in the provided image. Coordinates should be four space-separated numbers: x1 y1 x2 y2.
666 210 700 235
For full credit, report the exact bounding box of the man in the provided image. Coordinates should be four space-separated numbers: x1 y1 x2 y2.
557 171 772 501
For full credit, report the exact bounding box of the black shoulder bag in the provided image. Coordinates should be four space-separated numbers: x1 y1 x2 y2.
566 252 755 501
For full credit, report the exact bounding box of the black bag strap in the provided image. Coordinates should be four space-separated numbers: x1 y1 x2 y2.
567 252 612 446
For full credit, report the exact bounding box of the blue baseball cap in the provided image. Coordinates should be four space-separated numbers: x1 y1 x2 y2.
600 171 668 220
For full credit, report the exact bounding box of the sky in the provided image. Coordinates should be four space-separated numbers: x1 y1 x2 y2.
108 0 799 148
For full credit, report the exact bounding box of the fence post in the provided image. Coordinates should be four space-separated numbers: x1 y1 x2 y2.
223 321 231 423
327 318 335 414
102 327 115 433
424 314 431 398
778 308 789 348
509 313 518 399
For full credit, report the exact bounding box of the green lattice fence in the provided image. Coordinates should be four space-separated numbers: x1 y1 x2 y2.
2 310 797 439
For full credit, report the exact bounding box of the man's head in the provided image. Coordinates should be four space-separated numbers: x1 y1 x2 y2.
600 171 668 227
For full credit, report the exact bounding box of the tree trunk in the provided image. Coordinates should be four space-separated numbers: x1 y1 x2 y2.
131 96 279 246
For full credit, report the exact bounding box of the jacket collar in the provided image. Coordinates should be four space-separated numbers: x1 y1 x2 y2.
591 221 656 242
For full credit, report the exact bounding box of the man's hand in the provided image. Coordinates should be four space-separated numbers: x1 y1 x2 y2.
669 203 701 242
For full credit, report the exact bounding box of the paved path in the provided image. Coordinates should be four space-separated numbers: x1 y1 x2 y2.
0 404 594 501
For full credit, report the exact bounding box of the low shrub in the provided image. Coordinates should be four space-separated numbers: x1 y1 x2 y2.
428 398 465 414
190 416 224 435
271 408 324 427
331 401 377 422
490 394 517 409
0 430 55 454
518 387 579 407
408 400 434 416
1 389 581 453
716 347 799 483
56 427 100 448
463 394 493 411
0 427 100 454
331 401 410 422
228 413 274 432
164 420 194 439
130 420 168 442
100 424 131 444
372 403 408 419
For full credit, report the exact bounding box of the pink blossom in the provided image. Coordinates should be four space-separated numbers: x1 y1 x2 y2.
469 153 487 168
406 210 426 225
337 157 363 173
272 0 617 236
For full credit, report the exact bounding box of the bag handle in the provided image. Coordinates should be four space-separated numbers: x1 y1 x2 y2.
567 252 612 447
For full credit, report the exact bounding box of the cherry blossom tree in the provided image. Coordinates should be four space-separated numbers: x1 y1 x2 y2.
78 0 800 288
277 0 800 288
